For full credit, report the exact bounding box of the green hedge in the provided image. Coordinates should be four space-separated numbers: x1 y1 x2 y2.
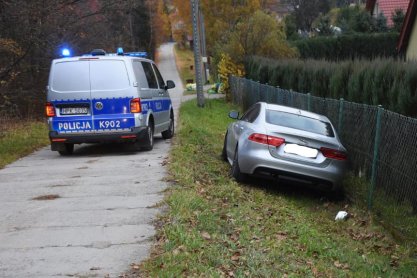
292 33 400 61
246 57 417 117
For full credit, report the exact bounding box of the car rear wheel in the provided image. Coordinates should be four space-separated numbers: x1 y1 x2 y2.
142 123 154 151
231 147 246 182
58 143 74 156
162 112 174 139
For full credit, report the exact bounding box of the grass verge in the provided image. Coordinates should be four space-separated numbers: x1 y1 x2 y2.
140 99 417 277
0 121 49 169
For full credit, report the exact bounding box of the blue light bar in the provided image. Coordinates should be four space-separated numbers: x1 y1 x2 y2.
61 48 71 57
125 52 148 58
117 47 124 55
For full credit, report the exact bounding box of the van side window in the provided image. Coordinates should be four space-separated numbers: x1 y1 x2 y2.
152 64 165 88
141 62 158 89
132 61 149 88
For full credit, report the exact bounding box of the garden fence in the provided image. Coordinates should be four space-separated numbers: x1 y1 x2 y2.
230 76 417 240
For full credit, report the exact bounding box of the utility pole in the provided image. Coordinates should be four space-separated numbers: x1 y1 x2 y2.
199 8 209 84
190 0 205 107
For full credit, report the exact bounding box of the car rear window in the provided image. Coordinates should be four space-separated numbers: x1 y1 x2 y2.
90 60 129 91
51 61 90 92
266 110 334 137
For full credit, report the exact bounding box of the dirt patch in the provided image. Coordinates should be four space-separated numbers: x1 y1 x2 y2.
32 194 61 201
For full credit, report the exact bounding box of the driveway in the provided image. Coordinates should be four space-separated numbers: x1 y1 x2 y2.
0 43 183 277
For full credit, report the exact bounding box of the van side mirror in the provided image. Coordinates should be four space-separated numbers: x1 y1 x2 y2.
165 80 175 90
229 111 239 119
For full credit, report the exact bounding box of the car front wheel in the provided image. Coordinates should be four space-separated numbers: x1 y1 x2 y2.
221 132 228 162
231 147 246 182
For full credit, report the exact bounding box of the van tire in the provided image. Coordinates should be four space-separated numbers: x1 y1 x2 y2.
58 144 74 156
143 123 154 151
162 112 174 139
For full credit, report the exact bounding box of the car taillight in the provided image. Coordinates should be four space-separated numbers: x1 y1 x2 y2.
130 98 141 113
320 147 347 160
45 102 56 117
248 133 285 147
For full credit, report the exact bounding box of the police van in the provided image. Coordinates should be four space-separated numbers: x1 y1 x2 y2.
45 48 175 155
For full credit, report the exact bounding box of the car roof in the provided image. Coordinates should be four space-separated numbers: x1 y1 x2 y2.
262 102 330 122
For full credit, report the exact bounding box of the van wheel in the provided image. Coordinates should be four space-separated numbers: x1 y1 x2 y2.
58 144 74 156
162 112 174 139
143 124 154 151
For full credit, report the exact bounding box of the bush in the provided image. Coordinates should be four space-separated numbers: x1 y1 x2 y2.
246 57 417 117
292 33 400 61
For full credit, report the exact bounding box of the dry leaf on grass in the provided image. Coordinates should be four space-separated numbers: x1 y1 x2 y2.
201 231 211 240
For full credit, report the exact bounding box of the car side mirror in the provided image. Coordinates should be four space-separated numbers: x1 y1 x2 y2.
228 111 239 119
165 80 175 90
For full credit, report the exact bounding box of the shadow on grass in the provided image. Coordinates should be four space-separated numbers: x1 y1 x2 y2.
239 174 346 204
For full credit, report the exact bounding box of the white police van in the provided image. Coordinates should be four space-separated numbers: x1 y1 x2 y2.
45 48 175 155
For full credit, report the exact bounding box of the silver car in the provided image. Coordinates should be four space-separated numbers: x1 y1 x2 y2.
222 102 347 192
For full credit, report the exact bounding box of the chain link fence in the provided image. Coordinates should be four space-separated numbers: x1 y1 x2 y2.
230 76 417 240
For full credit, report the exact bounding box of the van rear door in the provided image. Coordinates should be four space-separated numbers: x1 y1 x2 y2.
49 60 93 133
89 59 135 132
49 58 136 134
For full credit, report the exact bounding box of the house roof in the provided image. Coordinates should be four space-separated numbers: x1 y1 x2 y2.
366 0 410 26
397 0 417 52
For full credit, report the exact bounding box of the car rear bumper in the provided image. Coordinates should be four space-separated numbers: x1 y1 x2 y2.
49 127 148 149
238 147 347 189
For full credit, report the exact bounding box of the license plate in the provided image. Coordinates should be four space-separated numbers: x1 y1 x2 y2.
61 107 88 115
284 144 318 158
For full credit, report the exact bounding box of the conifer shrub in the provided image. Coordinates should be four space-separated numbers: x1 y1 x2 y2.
245 57 417 117
292 33 400 61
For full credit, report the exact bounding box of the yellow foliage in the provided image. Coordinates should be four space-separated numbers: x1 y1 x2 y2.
217 53 245 100
0 39 23 56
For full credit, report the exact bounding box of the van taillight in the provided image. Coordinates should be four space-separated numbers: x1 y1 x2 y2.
130 98 141 113
45 102 56 117
320 147 347 160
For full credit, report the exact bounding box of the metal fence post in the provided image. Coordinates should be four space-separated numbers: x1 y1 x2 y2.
368 105 383 210
338 98 344 132
307 93 311 111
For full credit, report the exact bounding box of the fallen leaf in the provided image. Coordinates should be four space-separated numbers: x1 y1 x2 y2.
334 261 342 268
390 255 400 267
201 231 211 240
231 252 241 261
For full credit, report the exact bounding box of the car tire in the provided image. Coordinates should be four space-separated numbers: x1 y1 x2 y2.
231 147 246 182
58 143 74 156
142 123 154 151
162 112 174 139
221 132 228 162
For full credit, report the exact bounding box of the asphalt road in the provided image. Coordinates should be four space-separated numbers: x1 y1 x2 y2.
0 43 183 277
